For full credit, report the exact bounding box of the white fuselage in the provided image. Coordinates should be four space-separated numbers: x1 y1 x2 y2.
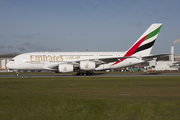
6 51 144 71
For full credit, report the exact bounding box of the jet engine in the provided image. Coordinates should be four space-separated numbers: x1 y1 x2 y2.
80 61 95 70
58 64 73 73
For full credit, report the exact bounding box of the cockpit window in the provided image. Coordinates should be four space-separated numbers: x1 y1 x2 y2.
11 59 15 61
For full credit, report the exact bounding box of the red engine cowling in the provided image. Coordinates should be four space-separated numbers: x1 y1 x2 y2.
58 64 73 73
80 61 95 70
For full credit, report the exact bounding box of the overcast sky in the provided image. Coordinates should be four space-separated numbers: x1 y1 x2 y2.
0 0 180 54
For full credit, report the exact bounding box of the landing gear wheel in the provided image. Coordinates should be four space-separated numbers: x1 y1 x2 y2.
78 72 84 76
90 72 95 76
76 72 95 76
16 73 19 77
86 72 89 76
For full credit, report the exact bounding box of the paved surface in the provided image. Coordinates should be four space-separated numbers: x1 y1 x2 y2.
0 73 180 78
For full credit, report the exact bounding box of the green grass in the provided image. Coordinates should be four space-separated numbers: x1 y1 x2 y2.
0 76 180 120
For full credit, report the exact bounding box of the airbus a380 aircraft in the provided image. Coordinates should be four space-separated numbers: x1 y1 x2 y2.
7 23 163 76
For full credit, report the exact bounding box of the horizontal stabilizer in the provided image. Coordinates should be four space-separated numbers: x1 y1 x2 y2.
142 54 170 60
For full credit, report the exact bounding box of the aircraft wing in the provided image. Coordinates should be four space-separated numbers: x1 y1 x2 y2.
91 56 136 63
46 54 170 70
45 56 136 70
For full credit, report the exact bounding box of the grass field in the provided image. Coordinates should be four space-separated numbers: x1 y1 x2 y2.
0 76 180 120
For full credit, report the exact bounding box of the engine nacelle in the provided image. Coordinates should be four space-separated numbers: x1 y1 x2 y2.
58 64 73 73
80 61 95 70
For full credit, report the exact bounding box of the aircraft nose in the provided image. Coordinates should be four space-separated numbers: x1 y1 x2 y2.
6 62 10 69
6 61 14 69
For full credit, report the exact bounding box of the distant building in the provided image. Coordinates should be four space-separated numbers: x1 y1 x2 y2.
0 53 20 71
148 46 180 71
175 54 180 61
0 59 11 71
152 61 179 71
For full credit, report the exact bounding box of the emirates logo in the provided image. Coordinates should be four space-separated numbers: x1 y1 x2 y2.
63 66 67 71
85 63 89 68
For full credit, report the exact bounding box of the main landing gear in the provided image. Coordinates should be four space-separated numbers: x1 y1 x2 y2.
76 71 95 76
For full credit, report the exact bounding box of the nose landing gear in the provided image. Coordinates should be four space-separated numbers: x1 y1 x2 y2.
16 73 19 77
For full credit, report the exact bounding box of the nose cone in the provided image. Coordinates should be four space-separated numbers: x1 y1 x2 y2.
6 62 11 69
6 61 14 69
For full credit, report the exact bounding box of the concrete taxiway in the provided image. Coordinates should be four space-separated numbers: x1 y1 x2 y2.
0 73 180 78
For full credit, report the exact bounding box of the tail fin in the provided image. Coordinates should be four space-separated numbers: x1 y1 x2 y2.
125 23 162 57
111 23 162 66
